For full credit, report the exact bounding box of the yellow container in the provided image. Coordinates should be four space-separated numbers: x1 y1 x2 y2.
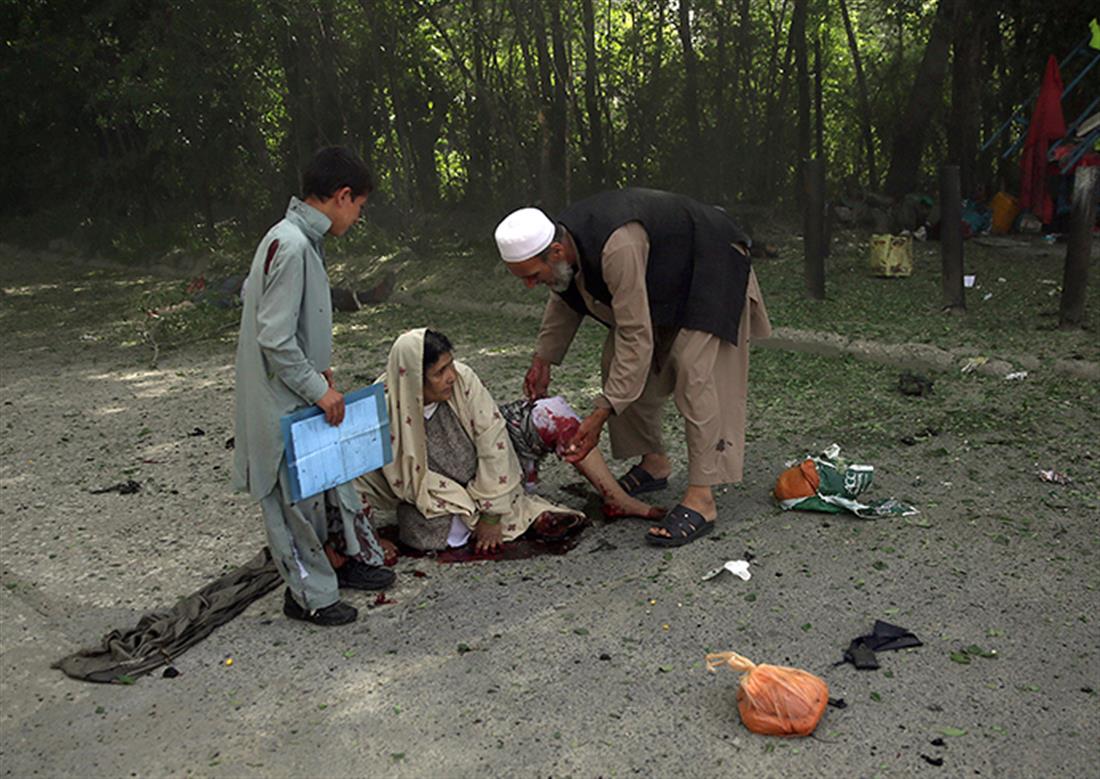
869 234 913 277
989 191 1019 234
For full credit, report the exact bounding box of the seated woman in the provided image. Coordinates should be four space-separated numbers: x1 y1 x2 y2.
356 328 661 553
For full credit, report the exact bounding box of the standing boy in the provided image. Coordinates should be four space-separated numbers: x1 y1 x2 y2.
234 146 393 626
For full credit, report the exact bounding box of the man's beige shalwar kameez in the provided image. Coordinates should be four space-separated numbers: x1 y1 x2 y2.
534 222 772 485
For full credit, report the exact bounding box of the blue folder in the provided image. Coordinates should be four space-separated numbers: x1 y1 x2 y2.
280 383 392 504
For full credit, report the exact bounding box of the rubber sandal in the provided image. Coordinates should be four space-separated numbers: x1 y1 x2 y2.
645 504 714 547
617 464 669 497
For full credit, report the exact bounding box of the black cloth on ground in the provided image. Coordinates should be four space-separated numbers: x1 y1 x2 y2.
839 619 922 670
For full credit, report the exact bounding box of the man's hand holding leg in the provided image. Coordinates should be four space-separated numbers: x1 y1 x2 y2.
563 407 611 463
524 355 552 400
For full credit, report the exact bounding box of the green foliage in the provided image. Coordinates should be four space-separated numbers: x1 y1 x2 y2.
0 0 1092 252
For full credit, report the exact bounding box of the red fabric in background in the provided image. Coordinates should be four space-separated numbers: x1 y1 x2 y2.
1019 55 1067 225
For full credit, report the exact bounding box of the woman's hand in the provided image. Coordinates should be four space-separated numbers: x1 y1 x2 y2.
474 519 504 553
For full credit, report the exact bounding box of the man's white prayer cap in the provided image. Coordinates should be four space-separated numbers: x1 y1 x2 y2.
494 207 555 263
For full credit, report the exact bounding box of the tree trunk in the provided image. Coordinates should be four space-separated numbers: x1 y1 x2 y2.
315 0 345 145
677 0 703 194
792 0 811 204
467 0 493 204
733 0 753 191
1059 166 1098 328
506 0 541 199
838 0 876 188
548 0 570 205
636 0 665 181
279 12 312 195
803 158 826 299
940 165 966 311
580 0 605 192
531 1 558 207
884 0 957 198
948 2 985 196
760 5 796 197
814 33 824 163
712 1 730 193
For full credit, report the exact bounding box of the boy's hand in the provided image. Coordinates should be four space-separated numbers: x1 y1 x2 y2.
322 368 335 388
317 387 345 426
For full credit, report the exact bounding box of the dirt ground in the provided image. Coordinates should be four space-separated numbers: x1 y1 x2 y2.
1 242 1098 778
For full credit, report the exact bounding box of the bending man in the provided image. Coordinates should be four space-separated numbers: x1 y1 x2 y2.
494 188 771 547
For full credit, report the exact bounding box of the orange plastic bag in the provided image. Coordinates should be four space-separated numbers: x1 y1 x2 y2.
772 459 820 503
706 651 829 737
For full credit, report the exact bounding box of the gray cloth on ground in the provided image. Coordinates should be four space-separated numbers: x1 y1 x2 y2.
53 548 281 683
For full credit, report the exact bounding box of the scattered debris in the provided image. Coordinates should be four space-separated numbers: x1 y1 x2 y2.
89 480 142 495
839 620 922 670
827 697 847 709
1017 213 1042 234
162 667 180 678
963 275 976 288
1038 469 1072 485
774 445 918 519
1004 371 1029 381
589 539 618 554
373 593 396 606
949 644 997 664
701 560 752 582
706 651 829 737
960 356 988 374
224 437 235 450
898 372 934 397
921 755 945 766
900 426 940 445
188 427 205 437
870 234 914 277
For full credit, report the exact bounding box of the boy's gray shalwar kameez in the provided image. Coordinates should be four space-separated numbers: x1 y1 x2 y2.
234 197 383 611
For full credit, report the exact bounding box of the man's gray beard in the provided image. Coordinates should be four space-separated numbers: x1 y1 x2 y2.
548 261 574 293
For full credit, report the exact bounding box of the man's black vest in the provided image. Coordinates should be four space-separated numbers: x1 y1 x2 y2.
555 188 752 344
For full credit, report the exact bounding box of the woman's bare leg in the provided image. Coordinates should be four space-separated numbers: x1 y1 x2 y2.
574 448 664 519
